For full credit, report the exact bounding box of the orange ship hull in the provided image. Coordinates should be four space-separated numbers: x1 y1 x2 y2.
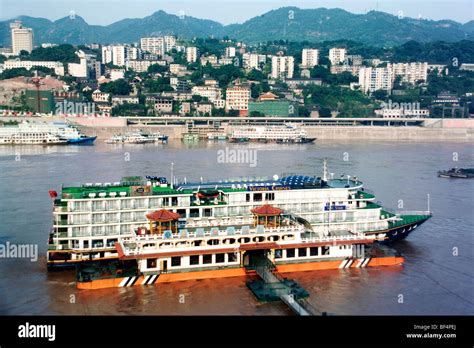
76 255 404 290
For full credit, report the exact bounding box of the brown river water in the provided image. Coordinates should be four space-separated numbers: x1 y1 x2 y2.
0 139 473 315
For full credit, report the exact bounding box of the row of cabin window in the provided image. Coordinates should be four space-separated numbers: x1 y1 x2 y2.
274 246 331 258
147 252 238 268
245 193 275 202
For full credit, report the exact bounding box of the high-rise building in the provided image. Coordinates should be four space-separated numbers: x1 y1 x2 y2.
140 36 176 56
242 53 266 70
389 62 428 85
225 81 250 115
271 55 294 79
358 67 393 94
186 47 198 63
329 48 347 65
301 49 319 68
225 47 236 58
10 21 33 55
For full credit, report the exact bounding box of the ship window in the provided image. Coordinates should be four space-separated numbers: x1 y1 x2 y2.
246 194 251 202
310 247 319 256
171 197 178 206
274 249 282 259
190 255 199 265
286 249 295 258
203 254 212 264
298 248 307 257
265 193 275 201
228 253 237 262
253 193 263 202
207 239 219 246
215 253 225 263
190 208 199 217
162 197 169 206
322 246 330 255
177 209 186 218
171 257 181 267
147 258 157 269
193 240 202 247
204 208 212 217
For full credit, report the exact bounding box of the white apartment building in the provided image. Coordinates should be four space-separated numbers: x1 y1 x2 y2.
68 50 92 78
271 55 294 79
329 48 347 65
3 59 64 76
225 83 250 113
140 36 175 56
101 45 128 66
191 86 222 102
358 67 393 94
225 47 236 57
10 21 33 55
169 64 187 75
389 62 428 84
186 47 198 63
126 60 156 73
242 53 266 70
110 68 125 81
302 49 319 68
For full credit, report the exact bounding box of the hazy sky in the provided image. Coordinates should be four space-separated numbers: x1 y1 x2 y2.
1 0 473 25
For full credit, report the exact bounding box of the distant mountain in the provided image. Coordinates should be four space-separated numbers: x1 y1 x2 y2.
0 7 472 47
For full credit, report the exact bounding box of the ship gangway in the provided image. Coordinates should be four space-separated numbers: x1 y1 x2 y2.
250 256 319 316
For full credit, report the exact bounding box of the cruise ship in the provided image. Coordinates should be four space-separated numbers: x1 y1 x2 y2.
105 131 168 144
0 123 68 145
47 162 431 269
229 124 316 143
0 122 96 144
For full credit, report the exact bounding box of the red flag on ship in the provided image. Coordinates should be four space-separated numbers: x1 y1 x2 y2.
48 190 58 199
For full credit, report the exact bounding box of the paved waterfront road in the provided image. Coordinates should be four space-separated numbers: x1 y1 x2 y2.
0 140 472 315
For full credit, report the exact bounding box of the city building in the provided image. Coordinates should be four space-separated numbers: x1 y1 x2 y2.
169 64 188 76
68 50 94 78
345 55 363 66
145 95 174 113
285 78 323 89
191 86 223 102
242 53 266 70
126 60 156 73
330 65 361 76
225 47 236 58
225 81 251 115
3 59 64 76
186 47 198 63
10 21 33 55
111 96 139 106
140 36 176 55
390 62 428 84
375 108 430 118
200 55 218 66
271 55 294 79
248 92 294 117
91 90 110 103
358 67 393 94
110 68 125 81
329 48 347 65
301 49 319 68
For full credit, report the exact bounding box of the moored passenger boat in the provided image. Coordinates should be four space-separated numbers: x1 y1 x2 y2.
47 162 431 269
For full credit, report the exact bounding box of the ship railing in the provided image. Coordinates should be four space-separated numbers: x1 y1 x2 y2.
395 210 432 216
300 233 370 244
131 225 305 241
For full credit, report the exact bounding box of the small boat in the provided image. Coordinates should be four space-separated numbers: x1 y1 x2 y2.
183 133 199 142
105 133 154 144
438 167 474 178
